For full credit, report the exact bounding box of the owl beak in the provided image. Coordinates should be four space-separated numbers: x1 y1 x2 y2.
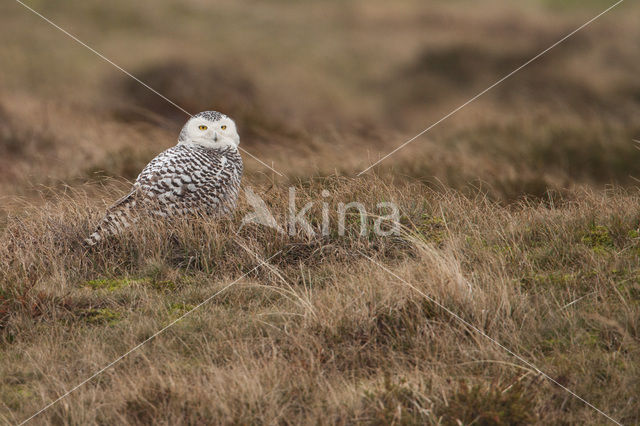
213 132 219 142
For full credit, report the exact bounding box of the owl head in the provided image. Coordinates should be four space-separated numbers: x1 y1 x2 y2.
178 111 240 149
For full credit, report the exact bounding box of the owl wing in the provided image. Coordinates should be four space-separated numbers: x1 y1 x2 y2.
84 145 238 246
133 145 237 216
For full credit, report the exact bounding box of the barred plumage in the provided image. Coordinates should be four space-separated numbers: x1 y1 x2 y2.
85 111 243 246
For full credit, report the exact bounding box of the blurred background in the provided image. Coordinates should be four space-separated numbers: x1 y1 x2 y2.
1 0 639 202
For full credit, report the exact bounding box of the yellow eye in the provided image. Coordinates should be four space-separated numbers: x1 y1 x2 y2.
221 125 227 130
198 125 207 130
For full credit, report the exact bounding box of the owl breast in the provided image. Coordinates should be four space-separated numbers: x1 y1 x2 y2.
135 144 243 218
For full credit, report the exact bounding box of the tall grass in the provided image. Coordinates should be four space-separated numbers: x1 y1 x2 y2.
1 179 639 423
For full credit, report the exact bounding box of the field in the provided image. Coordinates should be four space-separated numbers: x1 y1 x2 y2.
1 0 640 424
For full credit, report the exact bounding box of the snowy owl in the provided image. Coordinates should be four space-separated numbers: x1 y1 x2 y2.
84 111 243 246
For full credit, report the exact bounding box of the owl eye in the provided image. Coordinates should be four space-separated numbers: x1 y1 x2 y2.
221 125 227 130
198 125 208 130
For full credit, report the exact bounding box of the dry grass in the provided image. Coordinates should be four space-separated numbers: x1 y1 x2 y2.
2 0 640 424
2 181 640 424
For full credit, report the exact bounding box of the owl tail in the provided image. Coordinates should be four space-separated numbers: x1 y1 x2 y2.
83 196 138 247
83 231 104 247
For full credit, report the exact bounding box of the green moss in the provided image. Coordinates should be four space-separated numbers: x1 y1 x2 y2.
84 278 138 291
628 229 640 257
417 214 446 245
583 331 601 348
521 272 576 290
150 280 176 292
1 384 34 410
84 277 175 292
541 337 562 353
83 308 121 325
167 303 195 320
581 225 614 253
617 270 640 304
491 244 515 258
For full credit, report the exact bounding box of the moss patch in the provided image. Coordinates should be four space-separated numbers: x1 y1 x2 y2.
581 225 614 253
1 384 34 411
83 308 121 325
167 303 195 320
83 278 139 291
